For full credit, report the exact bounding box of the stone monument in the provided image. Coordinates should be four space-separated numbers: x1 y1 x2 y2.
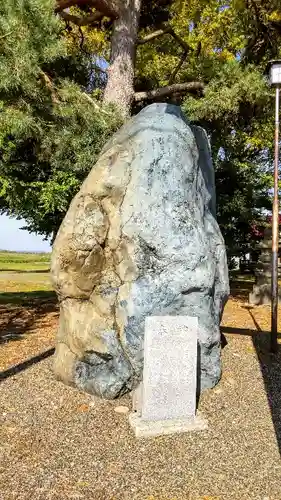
249 225 281 305
129 316 208 437
51 103 229 399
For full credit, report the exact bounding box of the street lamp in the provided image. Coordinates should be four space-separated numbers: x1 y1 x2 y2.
268 60 281 352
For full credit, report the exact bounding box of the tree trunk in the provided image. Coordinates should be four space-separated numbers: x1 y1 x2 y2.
103 0 141 117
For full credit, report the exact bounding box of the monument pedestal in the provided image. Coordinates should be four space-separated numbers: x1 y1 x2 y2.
129 316 208 438
129 412 207 438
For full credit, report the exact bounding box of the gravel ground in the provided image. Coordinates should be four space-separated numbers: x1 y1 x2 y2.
0 303 57 370
1 299 281 500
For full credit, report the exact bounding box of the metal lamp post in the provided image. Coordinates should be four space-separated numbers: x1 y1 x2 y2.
269 60 281 352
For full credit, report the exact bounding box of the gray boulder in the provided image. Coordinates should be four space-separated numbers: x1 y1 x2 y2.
51 103 229 399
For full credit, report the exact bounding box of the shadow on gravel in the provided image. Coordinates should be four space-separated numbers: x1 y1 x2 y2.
222 312 281 458
0 268 49 273
0 290 56 306
0 294 57 345
0 291 57 381
0 347 55 381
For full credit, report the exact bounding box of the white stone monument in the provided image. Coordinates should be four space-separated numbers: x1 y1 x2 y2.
129 316 208 438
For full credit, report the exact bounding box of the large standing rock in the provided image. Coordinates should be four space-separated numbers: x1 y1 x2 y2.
51 103 229 399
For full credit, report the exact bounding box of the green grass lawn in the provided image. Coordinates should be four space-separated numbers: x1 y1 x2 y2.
0 250 50 272
0 251 54 304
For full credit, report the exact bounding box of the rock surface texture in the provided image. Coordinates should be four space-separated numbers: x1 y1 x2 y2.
51 103 229 399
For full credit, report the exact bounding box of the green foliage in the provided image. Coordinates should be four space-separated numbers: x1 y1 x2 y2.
0 0 64 95
182 60 274 252
143 0 280 255
0 0 121 240
1 0 281 253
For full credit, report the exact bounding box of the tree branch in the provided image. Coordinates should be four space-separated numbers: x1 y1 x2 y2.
59 10 104 25
81 93 111 116
168 27 189 52
134 82 204 102
0 31 14 39
39 71 59 104
168 50 188 84
137 27 171 44
138 24 190 52
55 0 94 12
138 24 193 88
55 0 119 18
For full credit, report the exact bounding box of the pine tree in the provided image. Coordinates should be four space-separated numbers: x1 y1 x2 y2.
0 0 121 241
1 0 281 250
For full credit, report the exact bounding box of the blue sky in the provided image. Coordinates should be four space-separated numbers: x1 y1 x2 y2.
1 214 51 253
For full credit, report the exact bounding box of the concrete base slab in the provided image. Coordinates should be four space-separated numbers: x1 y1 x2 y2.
129 412 208 438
